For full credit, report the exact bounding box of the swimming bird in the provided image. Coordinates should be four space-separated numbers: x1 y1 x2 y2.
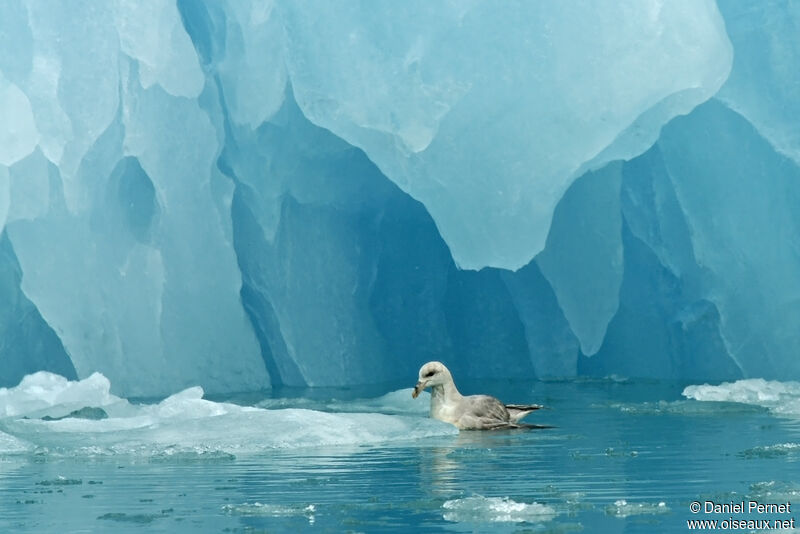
411 361 546 430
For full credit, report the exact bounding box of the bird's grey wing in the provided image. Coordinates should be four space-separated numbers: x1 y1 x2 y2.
455 395 511 430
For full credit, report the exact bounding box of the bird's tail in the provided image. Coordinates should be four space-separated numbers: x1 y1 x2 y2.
505 403 544 423
479 422 554 430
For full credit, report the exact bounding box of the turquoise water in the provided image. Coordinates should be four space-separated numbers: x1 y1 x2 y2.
1 378 799 533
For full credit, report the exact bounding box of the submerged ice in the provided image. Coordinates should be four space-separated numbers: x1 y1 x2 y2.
0 1 798 395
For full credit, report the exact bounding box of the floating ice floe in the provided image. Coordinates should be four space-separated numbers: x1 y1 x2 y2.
0 372 455 456
682 379 800 416
606 499 669 518
222 502 316 521
442 495 556 523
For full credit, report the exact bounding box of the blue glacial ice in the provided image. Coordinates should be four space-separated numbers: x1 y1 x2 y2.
0 0 798 396
281 0 731 270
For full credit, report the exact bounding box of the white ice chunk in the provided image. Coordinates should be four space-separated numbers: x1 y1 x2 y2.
0 372 119 417
606 499 669 518
222 502 316 523
0 373 455 455
442 496 556 523
683 379 800 416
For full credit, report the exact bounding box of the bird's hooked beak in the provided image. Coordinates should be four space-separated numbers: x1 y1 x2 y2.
412 380 427 398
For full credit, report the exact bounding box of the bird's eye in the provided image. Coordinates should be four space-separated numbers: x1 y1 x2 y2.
425 371 435 378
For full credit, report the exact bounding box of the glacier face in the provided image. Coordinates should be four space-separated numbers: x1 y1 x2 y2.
282 0 732 270
0 0 797 395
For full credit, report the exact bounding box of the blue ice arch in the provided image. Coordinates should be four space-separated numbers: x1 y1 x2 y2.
0 0 798 396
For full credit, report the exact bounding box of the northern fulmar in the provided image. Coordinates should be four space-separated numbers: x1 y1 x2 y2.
411 361 547 430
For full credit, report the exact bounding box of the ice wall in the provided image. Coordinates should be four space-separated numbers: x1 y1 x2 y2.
716 0 800 166
0 0 797 395
0 0 269 396
281 0 731 270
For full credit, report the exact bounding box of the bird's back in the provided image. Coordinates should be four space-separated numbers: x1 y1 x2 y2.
454 394 512 430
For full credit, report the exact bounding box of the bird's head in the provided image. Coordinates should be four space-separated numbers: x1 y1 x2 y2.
412 361 451 398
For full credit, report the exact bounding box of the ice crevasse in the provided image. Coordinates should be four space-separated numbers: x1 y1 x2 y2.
0 0 799 396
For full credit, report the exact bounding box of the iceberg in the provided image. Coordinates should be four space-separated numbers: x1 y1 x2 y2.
0 1 797 395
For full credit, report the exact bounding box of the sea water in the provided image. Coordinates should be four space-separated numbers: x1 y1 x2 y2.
1 376 799 533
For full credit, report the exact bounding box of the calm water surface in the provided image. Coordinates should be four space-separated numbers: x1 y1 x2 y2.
1 379 798 533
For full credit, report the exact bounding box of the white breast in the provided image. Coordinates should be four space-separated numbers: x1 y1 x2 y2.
430 387 459 424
